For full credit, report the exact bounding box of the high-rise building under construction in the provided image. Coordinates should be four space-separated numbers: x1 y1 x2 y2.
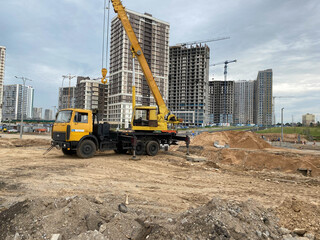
168 45 210 126
108 10 170 128
208 80 234 124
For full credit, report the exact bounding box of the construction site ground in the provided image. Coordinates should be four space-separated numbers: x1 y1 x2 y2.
0 132 320 240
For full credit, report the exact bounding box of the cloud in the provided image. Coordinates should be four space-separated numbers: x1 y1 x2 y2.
1 0 319 123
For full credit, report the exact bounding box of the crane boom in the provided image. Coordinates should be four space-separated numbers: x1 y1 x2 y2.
110 0 169 117
176 37 230 47
210 60 237 66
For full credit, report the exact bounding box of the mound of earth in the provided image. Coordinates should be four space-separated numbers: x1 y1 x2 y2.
0 138 50 148
2 195 315 240
276 197 320 238
192 131 272 149
259 133 308 143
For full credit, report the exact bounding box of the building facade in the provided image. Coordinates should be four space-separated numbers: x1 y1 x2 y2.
32 107 42 120
253 69 273 126
2 84 34 120
44 109 53 120
234 80 254 125
108 10 170 128
58 86 76 110
168 45 210 126
0 46 6 122
208 80 234 124
75 77 107 121
302 113 315 126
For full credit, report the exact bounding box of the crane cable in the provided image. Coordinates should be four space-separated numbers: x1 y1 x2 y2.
106 0 111 69
101 0 111 84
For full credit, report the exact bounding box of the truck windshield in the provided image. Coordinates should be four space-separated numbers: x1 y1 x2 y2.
55 110 72 123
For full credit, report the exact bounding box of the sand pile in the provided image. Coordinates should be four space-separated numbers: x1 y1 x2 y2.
219 149 320 176
185 131 320 176
0 138 50 148
192 131 272 149
259 133 308 143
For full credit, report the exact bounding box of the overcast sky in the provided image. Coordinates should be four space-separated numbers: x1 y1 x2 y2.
1 0 319 123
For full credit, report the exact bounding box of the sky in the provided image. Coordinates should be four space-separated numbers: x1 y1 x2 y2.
1 0 320 123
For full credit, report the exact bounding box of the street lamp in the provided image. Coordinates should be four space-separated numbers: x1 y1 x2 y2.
15 76 32 139
281 107 284 143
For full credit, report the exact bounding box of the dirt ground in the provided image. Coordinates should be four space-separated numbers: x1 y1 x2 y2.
0 132 320 239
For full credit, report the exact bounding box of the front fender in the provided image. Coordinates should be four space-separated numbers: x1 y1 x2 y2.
78 135 99 149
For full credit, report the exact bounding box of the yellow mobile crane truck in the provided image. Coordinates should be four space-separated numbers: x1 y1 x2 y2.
51 0 189 158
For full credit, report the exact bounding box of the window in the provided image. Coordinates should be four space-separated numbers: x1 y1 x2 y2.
56 110 72 123
74 112 88 123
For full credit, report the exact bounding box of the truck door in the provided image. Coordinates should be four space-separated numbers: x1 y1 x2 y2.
70 111 92 141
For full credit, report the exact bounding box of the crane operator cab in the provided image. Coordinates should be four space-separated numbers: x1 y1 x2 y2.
131 106 169 132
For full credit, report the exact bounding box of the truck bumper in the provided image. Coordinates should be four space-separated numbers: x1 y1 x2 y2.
51 141 71 149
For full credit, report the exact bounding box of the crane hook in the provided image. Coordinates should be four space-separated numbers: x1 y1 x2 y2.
101 68 108 84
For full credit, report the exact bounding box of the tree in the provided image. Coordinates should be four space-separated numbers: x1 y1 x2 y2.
297 122 302 127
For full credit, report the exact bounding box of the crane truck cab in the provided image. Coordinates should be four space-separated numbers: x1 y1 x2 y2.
132 106 169 131
52 108 133 158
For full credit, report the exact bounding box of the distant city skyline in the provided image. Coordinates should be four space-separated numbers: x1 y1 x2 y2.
1 0 319 123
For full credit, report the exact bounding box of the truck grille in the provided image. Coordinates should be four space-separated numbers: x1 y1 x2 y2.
52 132 66 141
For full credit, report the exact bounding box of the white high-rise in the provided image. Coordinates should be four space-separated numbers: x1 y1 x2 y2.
0 46 6 122
2 84 34 120
234 80 254 125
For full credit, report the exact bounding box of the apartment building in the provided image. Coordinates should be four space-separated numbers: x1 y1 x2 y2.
32 107 42 120
75 77 107 121
44 109 53 120
254 69 273 126
2 84 34 120
302 113 315 126
108 10 170 128
234 80 254 125
208 80 234 124
58 86 76 110
0 46 6 122
168 45 210 126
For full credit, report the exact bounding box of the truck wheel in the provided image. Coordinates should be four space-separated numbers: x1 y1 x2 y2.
62 148 75 155
77 140 96 158
146 141 159 156
135 140 145 155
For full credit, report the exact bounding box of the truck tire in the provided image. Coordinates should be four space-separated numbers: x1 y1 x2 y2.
146 141 159 156
62 148 75 155
135 140 145 155
76 140 96 158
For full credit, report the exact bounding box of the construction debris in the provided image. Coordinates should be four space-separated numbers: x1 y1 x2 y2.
186 155 206 162
1 196 316 240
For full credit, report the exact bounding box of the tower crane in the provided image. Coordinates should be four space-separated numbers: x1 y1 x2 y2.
210 60 237 124
175 37 230 47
